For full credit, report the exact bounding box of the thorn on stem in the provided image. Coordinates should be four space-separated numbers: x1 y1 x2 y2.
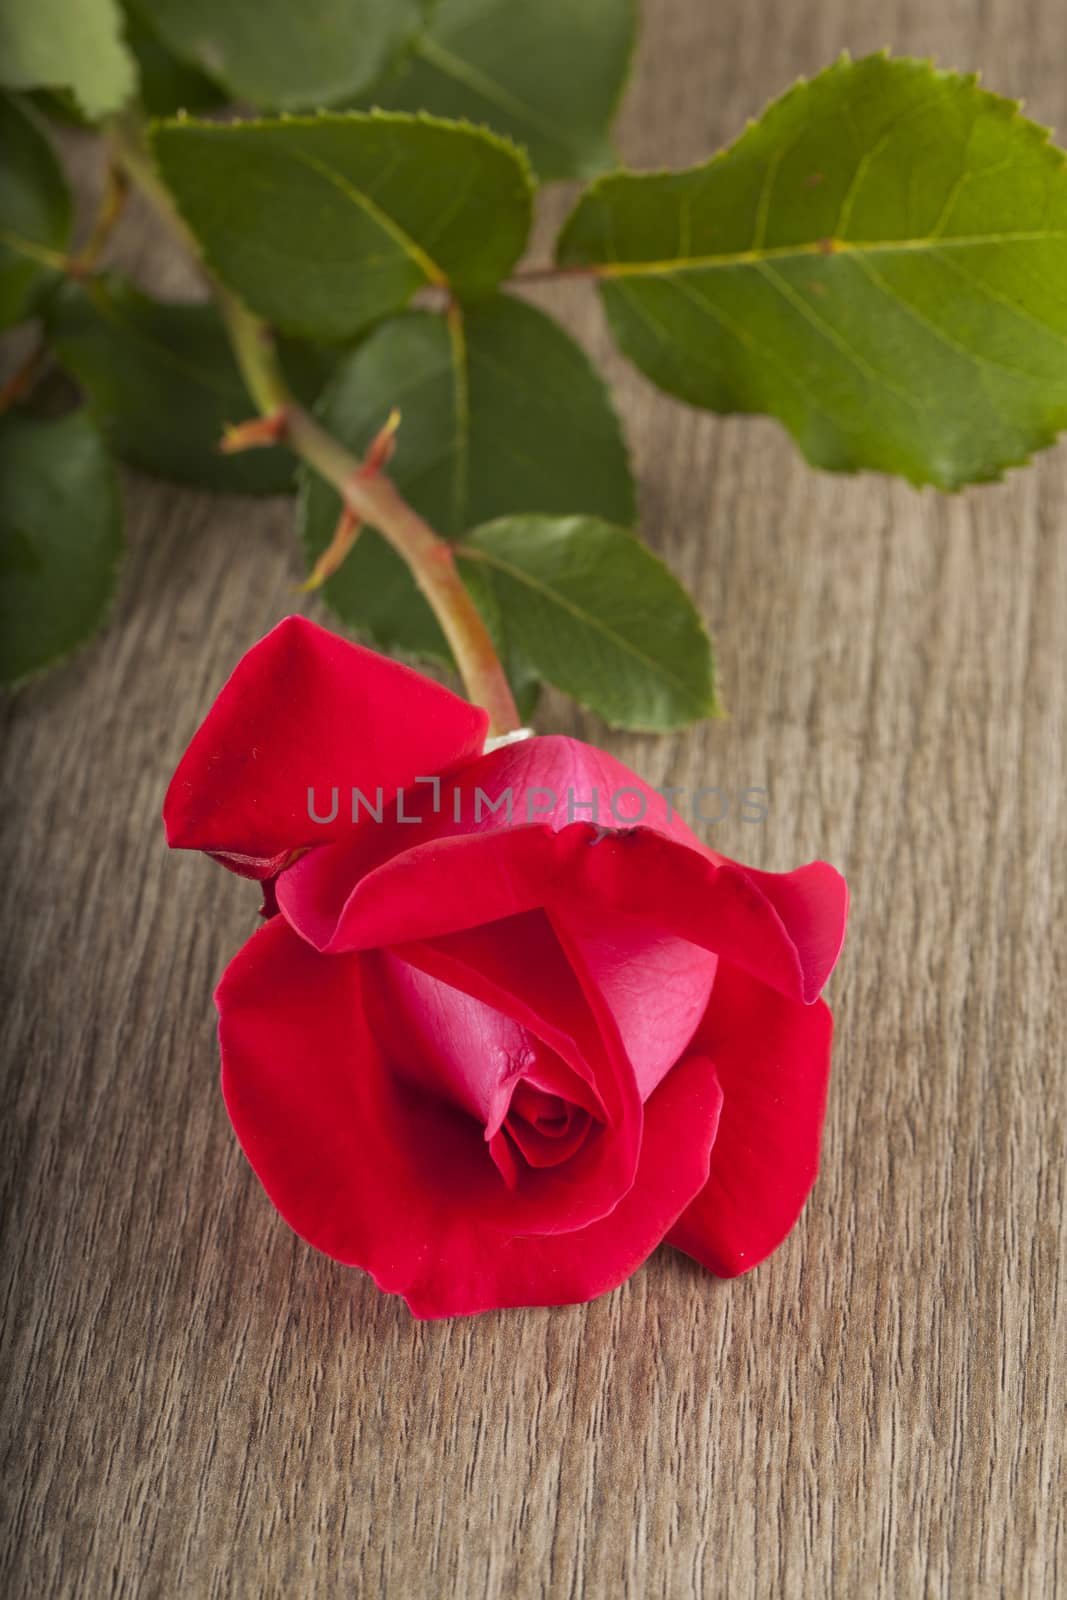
299 506 362 592
299 409 400 589
357 408 401 479
219 409 289 453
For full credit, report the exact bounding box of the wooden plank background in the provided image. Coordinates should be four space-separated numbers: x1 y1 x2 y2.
2 0 1065 1594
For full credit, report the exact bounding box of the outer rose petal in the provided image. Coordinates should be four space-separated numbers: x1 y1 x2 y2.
667 963 834 1277
560 832 847 1005
164 615 487 876
276 737 847 1008
218 917 723 1317
275 735 697 948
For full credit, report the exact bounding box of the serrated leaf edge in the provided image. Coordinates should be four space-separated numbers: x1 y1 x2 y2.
150 108 536 340
557 52 1067 489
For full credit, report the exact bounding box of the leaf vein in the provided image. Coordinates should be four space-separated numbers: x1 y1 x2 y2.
755 261 923 411
849 252 1061 378
462 547 703 703
275 145 447 285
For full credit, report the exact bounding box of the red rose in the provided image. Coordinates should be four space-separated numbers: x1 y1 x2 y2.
165 617 847 1317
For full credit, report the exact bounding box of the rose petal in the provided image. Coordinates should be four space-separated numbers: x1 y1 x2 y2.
164 615 487 876
386 911 643 1233
504 1085 592 1167
560 831 848 1005
281 820 845 1016
666 962 834 1276
370 947 557 1133
278 817 561 952
276 735 846 1009
550 904 717 1101
389 912 616 1120
219 915 723 1317
275 735 698 948
218 915 648 1288
403 1051 723 1318
738 862 851 1003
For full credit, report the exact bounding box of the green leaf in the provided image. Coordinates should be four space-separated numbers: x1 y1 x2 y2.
357 0 636 182
459 515 718 730
0 0 136 121
0 96 72 328
137 0 421 111
46 275 332 493
152 112 533 341
299 293 635 661
121 5 225 116
503 645 541 723
559 53 1067 489
0 410 124 683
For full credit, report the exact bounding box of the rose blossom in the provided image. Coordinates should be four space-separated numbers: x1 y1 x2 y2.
164 617 847 1317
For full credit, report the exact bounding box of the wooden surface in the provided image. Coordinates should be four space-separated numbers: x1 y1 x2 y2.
3 1 1066 1594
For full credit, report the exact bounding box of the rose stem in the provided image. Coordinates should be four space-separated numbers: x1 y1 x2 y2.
106 110 521 738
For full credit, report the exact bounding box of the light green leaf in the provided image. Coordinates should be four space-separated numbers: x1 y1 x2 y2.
0 96 72 328
0 0 136 121
152 112 533 341
357 0 636 182
559 54 1067 488
0 410 124 683
27 2 221 128
46 275 332 492
136 0 421 111
459 515 718 730
299 294 634 661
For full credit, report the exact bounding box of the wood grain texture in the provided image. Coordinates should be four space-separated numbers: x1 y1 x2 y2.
2 1 1065 1594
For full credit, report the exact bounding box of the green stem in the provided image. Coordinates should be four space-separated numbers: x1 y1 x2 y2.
221 290 519 734
109 112 520 737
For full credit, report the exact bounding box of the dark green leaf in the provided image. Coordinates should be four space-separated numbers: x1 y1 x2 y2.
0 410 124 683
0 96 72 328
137 0 421 111
559 54 1067 488
28 89 93 129
300 294 634 662
46 275 332 492
304 295 634 539
503 646 541 722
152 112 533 341
121 5 225 116
0 0 136 121
459 515 718 730
358 0 636 182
